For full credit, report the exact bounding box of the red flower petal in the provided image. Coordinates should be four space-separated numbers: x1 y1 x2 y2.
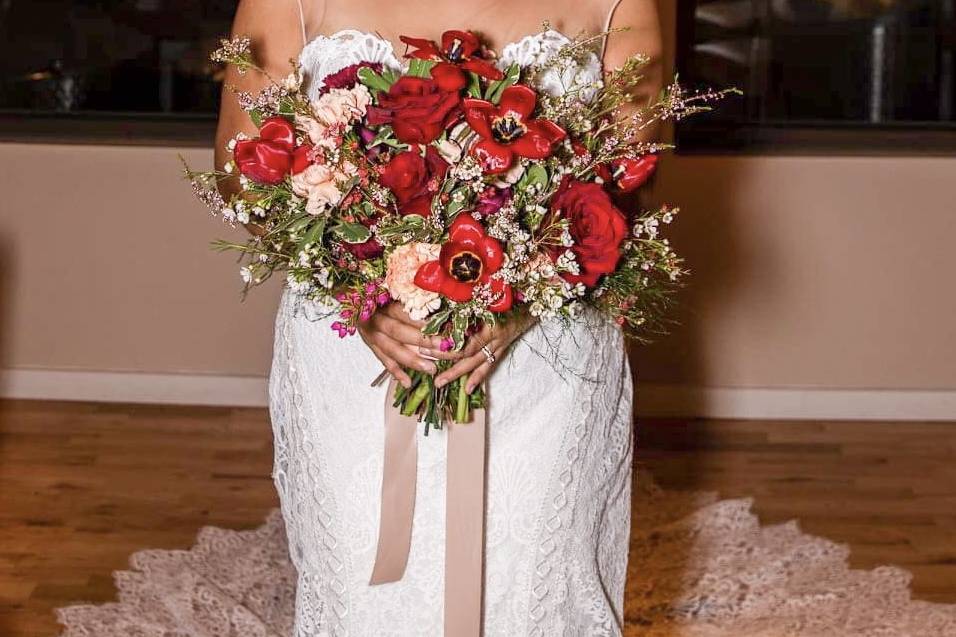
234 139 292 185
448 214 486 246
399 35 441 59
460 58 504 80
498 85 536 119
478 236 504 274
258 117 296 151
430 62 467 92
291 145 312 174
471 139 514 174
441 30 480 58
487 279 513 313
414 260 446 292
536 118 567 143
462 98 495 139
509 123 557 160
613 155 659 193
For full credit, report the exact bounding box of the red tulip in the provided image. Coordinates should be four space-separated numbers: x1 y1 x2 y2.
414 214 513 312
463 85 566 174
234 116 311 185
608 155 659 192
400 30 504 81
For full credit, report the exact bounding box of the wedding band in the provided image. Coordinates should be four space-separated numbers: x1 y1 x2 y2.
480 345 496 365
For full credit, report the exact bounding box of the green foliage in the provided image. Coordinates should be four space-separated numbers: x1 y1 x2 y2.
332 220 372 244
357 66 394 93
407 59 437 79
484 63 520 103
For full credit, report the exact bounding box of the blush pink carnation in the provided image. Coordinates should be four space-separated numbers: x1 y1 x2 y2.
297 85 372 149
385 242 442 321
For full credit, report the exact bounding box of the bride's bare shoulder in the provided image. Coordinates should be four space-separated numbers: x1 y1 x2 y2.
230 0 305 68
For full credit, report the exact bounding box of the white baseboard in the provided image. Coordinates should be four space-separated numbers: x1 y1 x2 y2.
635 384 956 421
0 369 269 408
2 369 954 421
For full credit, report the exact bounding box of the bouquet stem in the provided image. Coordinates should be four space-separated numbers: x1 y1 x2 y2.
455 377 469 423
393 366 485 432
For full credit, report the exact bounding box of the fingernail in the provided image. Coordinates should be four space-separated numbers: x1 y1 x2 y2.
466 383 474 394
435 378 446 388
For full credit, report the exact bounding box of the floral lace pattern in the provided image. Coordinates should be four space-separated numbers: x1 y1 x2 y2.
56 475 956 636
499 30 604 102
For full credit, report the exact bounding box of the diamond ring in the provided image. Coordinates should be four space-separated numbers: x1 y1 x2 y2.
480 344 496 365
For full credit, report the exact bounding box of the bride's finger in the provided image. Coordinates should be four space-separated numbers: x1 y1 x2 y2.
373 332 438 375
433 338 501 387
367 342 411 388
465 345 505 393
376 313 444 350
381 301 426 328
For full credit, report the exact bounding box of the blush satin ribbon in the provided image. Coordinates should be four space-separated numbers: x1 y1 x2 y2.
369 381 486 636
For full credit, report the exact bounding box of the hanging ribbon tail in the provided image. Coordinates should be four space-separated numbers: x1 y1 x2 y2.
369 381 419 585
444 407 487 637
369 381 487 636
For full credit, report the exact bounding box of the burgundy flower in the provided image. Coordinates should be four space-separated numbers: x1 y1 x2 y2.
475 186 511 215
414 214 513 312
463 85 566 174
320 62 382 93
366 77 462 144
400 30 503 81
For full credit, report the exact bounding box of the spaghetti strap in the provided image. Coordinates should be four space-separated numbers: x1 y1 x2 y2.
295 0 308 46
601 0 625 60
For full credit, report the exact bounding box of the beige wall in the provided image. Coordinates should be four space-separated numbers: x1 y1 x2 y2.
2 145 954 392
1 2 954 394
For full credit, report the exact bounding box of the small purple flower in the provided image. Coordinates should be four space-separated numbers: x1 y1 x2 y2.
376 292 391 306
439 337 455 352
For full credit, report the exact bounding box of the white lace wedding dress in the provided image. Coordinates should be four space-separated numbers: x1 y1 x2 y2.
268 30 633 637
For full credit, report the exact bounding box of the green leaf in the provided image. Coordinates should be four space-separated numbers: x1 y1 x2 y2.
517 162 549 192
381 68 401 84
249 109 264 128
357 67 393 94
484 63 520 103
407 59 437 78
466 72 482 98
297 216 326 250
286 214 313 236
423 309 452 336
278 97 296 116
331 220 372 244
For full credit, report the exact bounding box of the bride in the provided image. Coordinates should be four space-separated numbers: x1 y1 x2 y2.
215 1 662 635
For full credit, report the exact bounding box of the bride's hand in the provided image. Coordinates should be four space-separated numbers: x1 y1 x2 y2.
425 315 536 394
358 302 444 388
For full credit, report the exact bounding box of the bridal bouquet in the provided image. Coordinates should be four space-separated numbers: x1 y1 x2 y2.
187 29 732 428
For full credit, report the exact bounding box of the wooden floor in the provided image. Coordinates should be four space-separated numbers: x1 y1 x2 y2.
1 400 955 637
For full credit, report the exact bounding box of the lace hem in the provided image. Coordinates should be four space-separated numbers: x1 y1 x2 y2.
56 479 956 636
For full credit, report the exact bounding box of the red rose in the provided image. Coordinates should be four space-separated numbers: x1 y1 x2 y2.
234 116 310 185
549 178 628 287
379 146 449 216
366 77 461 144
